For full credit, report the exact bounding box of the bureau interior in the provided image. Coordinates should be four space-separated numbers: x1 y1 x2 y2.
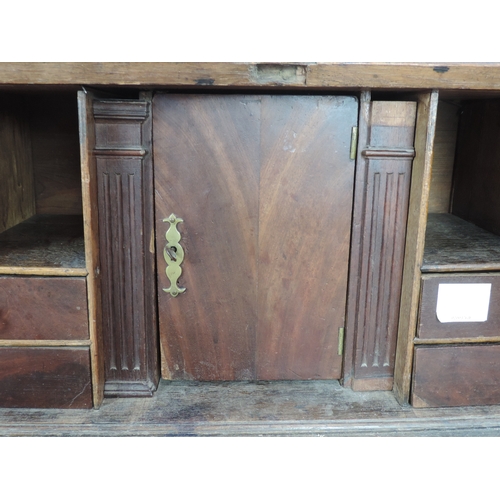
0 91 85 271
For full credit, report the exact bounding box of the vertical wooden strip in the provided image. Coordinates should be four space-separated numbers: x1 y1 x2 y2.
393 91 439 404
77 90 104 407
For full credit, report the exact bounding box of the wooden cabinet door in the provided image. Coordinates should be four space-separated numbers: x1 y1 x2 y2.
153 94 358 381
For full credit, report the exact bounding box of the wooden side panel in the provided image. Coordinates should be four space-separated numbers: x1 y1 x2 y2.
393 91 439 404
412 344 500 408
347 101 416 389
154 95 260 381
0 95 35 234
427 101 459 214
256 95 358 380
27 93 83 215
78 91 104 407
417 274 500 340
94 99 158 396
452 99 500 236
0 276 88 341
0 347 92 408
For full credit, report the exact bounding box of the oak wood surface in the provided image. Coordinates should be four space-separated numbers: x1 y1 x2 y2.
78 91 105 407
427 101 459 213
3 63 500 90
154 94 260 381
257 95 357 379
422 213 500 272
417 273 500 340
393 91 439 404
0 276 89 341
0 347 92 408
412 344 500 408
0 214 85 270
0 94 35 234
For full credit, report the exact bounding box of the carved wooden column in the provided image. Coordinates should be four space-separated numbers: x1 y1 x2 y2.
93 97 159 396
344 93 417 390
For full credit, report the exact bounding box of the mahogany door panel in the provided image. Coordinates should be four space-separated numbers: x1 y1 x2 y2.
153 94 358 381
154 95 260 380
257 96 358 379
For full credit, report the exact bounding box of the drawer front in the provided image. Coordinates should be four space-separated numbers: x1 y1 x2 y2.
417 274 500 340
0 347 92 408
411 344 500 407
0 276 88 340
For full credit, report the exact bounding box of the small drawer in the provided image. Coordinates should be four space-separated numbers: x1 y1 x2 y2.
411 344 500 408
417 274 500 340
0 276 88 340
0 347 92 408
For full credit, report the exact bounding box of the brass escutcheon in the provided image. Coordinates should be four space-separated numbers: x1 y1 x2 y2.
162 213 186 297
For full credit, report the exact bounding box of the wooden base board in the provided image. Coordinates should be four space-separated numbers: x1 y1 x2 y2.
1 380 500 436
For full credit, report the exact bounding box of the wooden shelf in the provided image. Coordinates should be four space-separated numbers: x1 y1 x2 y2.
422 213 500 273
0 214 86 275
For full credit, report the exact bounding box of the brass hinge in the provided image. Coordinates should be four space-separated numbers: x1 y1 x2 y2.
350 126 358 160
338 327 345 356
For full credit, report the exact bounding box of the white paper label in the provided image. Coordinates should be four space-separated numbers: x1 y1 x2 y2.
436 283 492 323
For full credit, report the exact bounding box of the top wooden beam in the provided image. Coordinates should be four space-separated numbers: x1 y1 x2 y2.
1 63 500 90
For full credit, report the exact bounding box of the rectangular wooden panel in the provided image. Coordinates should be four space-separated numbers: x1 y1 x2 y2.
348 101 416 388
0 94 35 234
412 344 500 407
256 95 358 379
154 94 260 381
0 347 92 408
417 274 500 340
94 98 159 396
0 276 88 341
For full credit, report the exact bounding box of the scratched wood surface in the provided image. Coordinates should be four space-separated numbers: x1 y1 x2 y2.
257 95 357 379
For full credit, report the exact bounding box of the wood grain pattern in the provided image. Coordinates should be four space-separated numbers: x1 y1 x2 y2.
452 99 500 236
154 94 260 381
427 101 460 213
412 344 500 408
94 97 159 396
0 276 88 341
0 347 92 408
78 91 104 407
257 95 357 379
417 273 500 340
393 91 439 404
0 94 35 234
0 214 85 270
422 213 500 272
346 100 416 389
27 93 83 215
3 63 500 90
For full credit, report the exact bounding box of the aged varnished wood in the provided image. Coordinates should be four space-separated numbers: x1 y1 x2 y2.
4 63 500 91
422 213 500 272
154 94 357 381
0 94 35 234
257 95 357 380
3 379 500 436
452 99 500 237
412 344 500 408
417 273 500 340
0 347 92 409
92 96 159 396
0 214 86 273
0 276 88 341
154 94 260 381
346 99 416 391
393 91 439 404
